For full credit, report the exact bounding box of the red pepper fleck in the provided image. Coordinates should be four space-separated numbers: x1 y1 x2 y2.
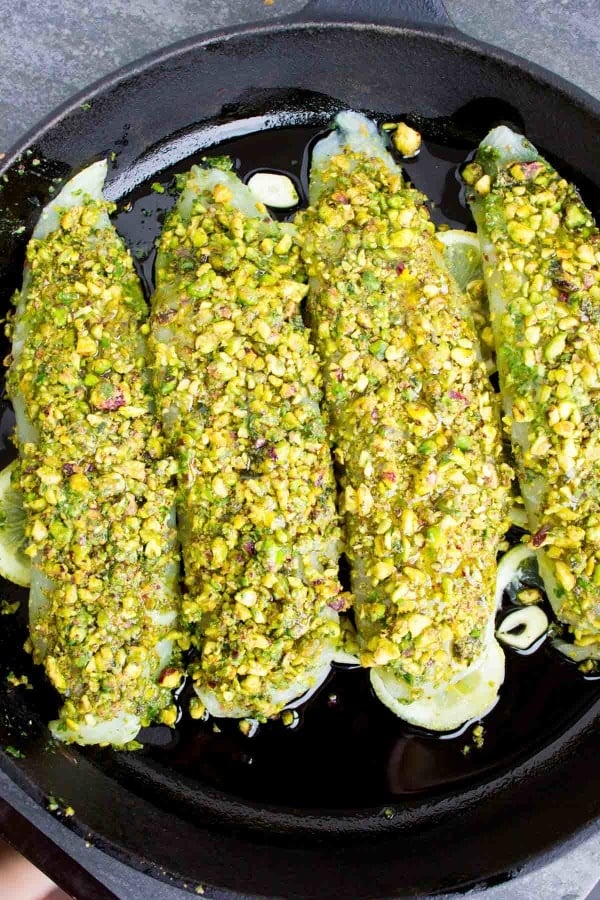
381 471 397 483
532 525 550 547
521 162 542 180
158 667 179 686
328 595 349 612
157 308 176 324
267 446 278 461
243 541 256 556
332 191 350 205
449 389 467 401
101 390 125 411
396 263 405 275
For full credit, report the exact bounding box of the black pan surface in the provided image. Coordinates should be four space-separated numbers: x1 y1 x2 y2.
0 2 598 896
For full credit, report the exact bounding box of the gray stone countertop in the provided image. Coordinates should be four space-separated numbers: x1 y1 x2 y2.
0 1 599 898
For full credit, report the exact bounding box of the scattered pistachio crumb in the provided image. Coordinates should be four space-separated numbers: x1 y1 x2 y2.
189 697 206 720
238 718 256 737
159 705 178 727
7 672 29 688
5 745 24 758
0 599 20 615
393 122 422 158
517 588 542 605
472 724 485 749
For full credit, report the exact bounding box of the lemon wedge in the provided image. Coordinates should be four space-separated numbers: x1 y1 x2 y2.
437 229 483 291
0 461 31 587
370 637 505 732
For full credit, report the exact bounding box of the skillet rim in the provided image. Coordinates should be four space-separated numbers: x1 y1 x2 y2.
2 17 600 175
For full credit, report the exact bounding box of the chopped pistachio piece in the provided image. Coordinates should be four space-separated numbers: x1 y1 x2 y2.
392 122 422 158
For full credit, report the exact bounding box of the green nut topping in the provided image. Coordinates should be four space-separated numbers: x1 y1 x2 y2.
150 167 343 719
297 136 511 693
468 132 600 648
7 187 180 742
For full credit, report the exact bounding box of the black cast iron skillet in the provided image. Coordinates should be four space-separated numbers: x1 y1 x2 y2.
0 1 599 896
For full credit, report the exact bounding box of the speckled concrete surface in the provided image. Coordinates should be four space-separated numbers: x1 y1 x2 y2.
1 0 599 149
0 1 598 897
450 0 600 102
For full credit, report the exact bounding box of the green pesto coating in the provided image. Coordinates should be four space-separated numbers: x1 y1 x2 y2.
468 145 600 648
7 199 180 739
149 168 343 720
298 147 511 692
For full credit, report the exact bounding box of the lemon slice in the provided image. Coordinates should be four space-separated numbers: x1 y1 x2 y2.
370 637 505 732
495 543 540 608
0 461 31 587
49 711 141 747
437 229 483 292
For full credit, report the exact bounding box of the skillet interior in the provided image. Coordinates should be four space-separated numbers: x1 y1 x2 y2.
0 17 599 899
